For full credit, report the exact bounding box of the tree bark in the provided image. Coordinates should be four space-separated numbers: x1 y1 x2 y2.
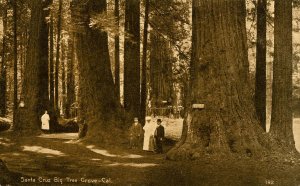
124 0 140 121
65 35 75 118
13 0 18 125
140 0 150 125
14 0 49 132
167 0 266 160
150 33 173 115
49 0 55 112
114 0 120 102
39 0 51 112
55 0 63 113
71 0 123 142
270 0 295 150
255 0 267 131
0 5 7 117
61 40 66 116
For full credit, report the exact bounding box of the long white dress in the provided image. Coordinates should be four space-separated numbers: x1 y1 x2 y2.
41 113 50 130
143 121 156 151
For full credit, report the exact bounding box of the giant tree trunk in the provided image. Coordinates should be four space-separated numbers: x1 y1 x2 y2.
71 0 123 143
49 0 55 111
269 0 295 150
13 0 18 124
140 0 150 125
61 41 66 116
124 0 140 121
15 0 49 131
255 0 267 131
55 0 63 113
114 0 120 102
0 6 7 117
65 35 75 118
150 32 173 115
39 0 50 112
167 0 266 160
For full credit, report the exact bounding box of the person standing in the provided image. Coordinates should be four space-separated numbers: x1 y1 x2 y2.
154 119 165 153
129 117 143 149
143 116 156 151
41 110 50 133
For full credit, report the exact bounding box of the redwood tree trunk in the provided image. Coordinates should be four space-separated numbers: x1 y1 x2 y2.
61 41 66 116
55 0 63 113
140 0 150 125
49 0 55 111
15 0 48 131
39 0 51 112
124 0 140 121
270 0 295 149
150 32 173 115
255 0 267 131
114 0 120 102
65 35 75 118
0 6 7 117
71 0 123 142
167 0 266 160
13 0 18 124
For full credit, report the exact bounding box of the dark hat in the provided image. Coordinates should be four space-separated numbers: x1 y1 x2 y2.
157 119 162 122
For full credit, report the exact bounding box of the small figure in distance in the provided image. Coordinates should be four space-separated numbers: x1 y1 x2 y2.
154 119 165 154
129 117 143 149
41 110 50 134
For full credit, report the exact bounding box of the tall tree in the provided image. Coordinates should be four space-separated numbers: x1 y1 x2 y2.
61 40 66 116
255 0 267 131
124 0 140 120
114 0 120 102
13 0 18 124
0 3 7 117
149 32 173 114
270 0 295 149
39 0 51 112
15 0 49 131
140 0 150 125
65 35 75 118
55 0 62 113
71 0 123 141
167 0 267 160
148 0 186 117
49 0 54 111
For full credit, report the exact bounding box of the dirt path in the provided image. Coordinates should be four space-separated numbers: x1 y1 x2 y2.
1 121 300 185
1 133 172 185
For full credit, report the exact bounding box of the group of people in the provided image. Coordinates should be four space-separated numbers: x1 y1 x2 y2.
129 117 165 153
40 110 165 153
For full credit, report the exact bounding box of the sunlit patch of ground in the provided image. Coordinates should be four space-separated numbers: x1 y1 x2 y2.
38 133 78 140
293 118 300 152
91 158 102 161
0 137 14 147
86 145 143 158
22 146 66 156
107 162 157 168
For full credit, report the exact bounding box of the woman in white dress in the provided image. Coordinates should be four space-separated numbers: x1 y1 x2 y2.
143 116 156 151
41 110 50 133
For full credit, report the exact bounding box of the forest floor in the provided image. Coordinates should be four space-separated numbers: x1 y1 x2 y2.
1 119 300 186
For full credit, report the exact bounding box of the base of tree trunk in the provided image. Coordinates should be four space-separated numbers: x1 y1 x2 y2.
85 126 127 146
166 111 275 161
167 126 299 161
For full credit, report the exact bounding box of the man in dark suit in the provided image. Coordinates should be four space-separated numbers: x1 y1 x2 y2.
154 119 165 153
129 117 143 149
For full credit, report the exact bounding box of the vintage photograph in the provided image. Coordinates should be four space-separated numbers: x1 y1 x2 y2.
0 0 300 185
